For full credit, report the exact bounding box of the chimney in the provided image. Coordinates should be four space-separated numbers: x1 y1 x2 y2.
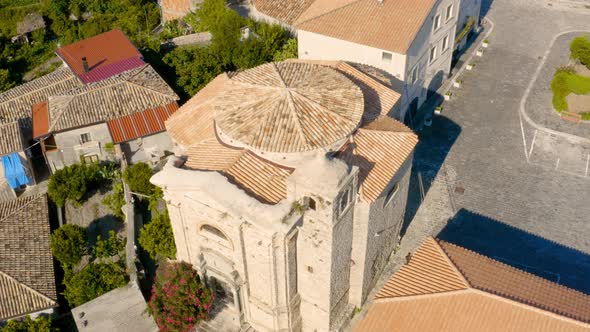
377 0 384 4
82 57 89 73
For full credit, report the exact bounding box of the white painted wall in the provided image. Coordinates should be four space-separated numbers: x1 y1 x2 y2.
298 30 407 80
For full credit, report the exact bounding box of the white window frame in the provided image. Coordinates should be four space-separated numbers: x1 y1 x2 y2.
446 4 453 21
410 65 419 85
384 182 400 207
338 187 353 217
442 34 450 52
382 51 393 63
433 14 441 32
429 46 437 63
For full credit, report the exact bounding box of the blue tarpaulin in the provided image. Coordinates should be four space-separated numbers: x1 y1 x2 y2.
2 153 31 189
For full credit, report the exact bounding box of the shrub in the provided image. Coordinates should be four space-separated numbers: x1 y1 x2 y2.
48 163 102 207
148 262 213 332
123 162 155 196
273 38 298 62
139 210 177 260
93 230 126 259
50 224 87 267
570 35 590 68
102 181 126 219
551 71 590 111
1 315 56 332
63 262 127 307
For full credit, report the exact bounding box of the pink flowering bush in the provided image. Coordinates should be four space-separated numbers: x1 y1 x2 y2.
148 262 214 332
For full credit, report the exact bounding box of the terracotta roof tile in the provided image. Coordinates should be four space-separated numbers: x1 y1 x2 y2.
337 118 417 202
0 194 57 320
32 101 49 139
47 64 178 133
185 138 293 204
356 290 590 332
56 29 144 83
439 240 590 323
375 238 468 299
0 121 27 156
354 237 590 331
257 0 436 54
0 67 81 128
286 59 401 122
107 102 179 144
252 0 316 25
215 62 364 153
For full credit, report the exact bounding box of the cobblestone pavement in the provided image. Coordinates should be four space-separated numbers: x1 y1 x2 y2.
349 2 590 326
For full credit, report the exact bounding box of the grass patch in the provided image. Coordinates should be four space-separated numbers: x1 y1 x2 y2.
551 69 590 112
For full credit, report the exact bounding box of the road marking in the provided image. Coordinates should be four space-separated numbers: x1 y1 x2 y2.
519 111 530 163
586 154 590 177
529 130 538 158
555 158 560 170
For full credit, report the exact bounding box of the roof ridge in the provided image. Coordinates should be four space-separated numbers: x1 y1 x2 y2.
124 65 178 99
437 239 590 297
47 95 75 132
430 238 472 287
0 68 76 105
272 62 311 148
0 194 45 224
437 240 590 323
472 288 590 326
291 88 358 127
0 270 56 305
294 0 364 26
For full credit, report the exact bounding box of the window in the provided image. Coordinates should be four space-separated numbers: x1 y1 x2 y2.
307 266 314 273
446 4 453 20
442 34 450 51
433 14 441 32
410 65 419 84
339 187 352 215
384 183 400 207
308 197 316 211
200 224 229 242
382 51 392 63
83 154 99 163
429 46 437 63
80 133 91 144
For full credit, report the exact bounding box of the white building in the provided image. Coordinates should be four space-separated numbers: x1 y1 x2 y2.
152 61 418 331
250 0 481 121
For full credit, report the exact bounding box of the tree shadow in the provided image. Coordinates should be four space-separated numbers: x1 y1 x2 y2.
437 209 590 295
87 214 125 246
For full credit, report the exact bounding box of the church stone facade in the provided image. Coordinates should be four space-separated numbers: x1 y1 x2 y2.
152 61 417 331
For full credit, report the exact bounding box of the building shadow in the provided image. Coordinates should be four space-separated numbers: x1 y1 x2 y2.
437 208 590 295
400 89 462 237
481 0 495 17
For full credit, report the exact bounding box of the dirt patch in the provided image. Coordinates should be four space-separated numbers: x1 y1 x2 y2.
566 93 590 114
65 189 125 244
575 63 590 78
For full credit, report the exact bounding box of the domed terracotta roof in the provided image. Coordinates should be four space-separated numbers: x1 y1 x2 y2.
213 62 364 153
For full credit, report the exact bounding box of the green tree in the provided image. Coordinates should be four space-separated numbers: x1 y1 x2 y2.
1 315 56 332
102 181 125 219
0 68 16 93
50 224 87 267
93 230 125 259
273 38 298 62
48 163 102 207
163 45 224 96
63 262 127 307
148 262 213 332
122 162 154 195
139 210 177 260
570 35 590 68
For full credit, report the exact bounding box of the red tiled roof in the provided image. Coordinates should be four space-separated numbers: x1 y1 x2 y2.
32 101 49 139
107 102 179 144
354 238 590 332
56 29 144 83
